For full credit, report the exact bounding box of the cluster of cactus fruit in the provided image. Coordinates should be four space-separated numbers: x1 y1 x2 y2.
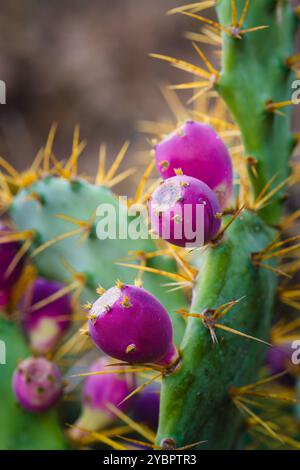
0 0 300 450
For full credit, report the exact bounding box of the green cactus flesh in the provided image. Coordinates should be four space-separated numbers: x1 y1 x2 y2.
216 0 297 224
0 316 68 450
156 211 276 449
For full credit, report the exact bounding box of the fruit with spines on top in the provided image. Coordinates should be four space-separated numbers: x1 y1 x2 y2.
12 357 63 413
20 277 73 354
68 356 135 443
149 175 221 248
88 283 178 366
154 120 233 209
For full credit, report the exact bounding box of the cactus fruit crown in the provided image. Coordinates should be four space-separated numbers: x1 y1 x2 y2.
12 357 63 413
0 0 299 451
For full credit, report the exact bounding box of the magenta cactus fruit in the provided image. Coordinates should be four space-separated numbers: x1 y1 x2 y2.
155 120 233 209
133 384 160 430
149 175 221 248
88 283 177 365
0 223 24 306
69 356 135 442
20 278 73 354
12 357 63 413
266 344 295 386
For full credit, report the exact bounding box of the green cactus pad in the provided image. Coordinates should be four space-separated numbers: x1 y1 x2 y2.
156 211 277 449
0 316 68 450
10 176 186 345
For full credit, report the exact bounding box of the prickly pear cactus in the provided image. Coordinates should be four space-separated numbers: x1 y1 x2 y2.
0 0 299 451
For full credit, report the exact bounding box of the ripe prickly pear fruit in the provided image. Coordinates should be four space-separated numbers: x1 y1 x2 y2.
20 278 73 354
155 120 233 209
69 356 135 442
88 284 177 365
12 357 63 413
0 224 24 306
266 344 295 386
133 384 160 430
149 175 221 248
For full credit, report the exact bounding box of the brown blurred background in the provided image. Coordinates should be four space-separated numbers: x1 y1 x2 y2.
0 0 299 199
0 0 204 190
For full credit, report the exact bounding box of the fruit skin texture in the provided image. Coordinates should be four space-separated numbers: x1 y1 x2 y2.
69 357 135 442
21 278 73 354
155 120 233 209
149 175 221 248
133 384 160 431
12 357 63 413
266 344 295 386
88 284 176 365
0 224 24 305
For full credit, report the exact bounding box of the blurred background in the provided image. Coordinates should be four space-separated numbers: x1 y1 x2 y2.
0 0 202 193
0 0 299 197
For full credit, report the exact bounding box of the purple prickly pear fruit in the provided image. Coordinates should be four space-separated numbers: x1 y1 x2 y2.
88 283 177 366
12 357 63 412
266 344 295 386
149 175 221 248
155 120 233 209
0 224 24 306
21 278 73 354
133 384 160 430
69 356 135 442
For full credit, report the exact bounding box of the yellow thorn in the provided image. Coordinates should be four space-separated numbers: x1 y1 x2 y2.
167 1 215 16
43 123 58 172
265 99 295 112
79 328 89 336
285 53 300 67
238 0 250 29
121 296 132 308
180 11 228 34
96 286 106 295
150 53 212 80
231 0 238 28
95 143 107 185
104 141 130 184
125 343 136 354
31 228 83 258
192 42 220 78
134 160 155 204
83 302 92 310
106 403 156 443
